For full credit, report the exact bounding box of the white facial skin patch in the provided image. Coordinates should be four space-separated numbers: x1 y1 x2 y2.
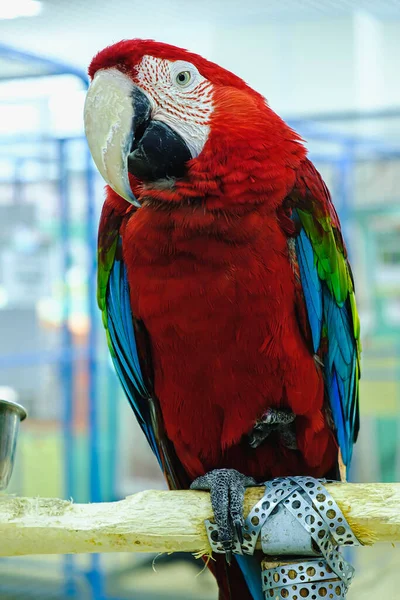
135 55 213 159
84 57 214 200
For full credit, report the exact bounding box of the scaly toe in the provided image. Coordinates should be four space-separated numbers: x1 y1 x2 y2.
190 469 256 560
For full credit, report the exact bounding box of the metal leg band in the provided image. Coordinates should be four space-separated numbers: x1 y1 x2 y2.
262 558 347 599
206 477 359 600
204 476 360 593
205 477 359 557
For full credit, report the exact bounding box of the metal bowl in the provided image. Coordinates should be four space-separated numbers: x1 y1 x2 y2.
0 398 27 491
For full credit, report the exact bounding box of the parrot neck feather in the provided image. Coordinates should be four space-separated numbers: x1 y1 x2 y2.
139 104 306 211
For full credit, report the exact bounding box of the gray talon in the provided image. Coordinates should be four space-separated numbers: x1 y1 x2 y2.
190 468 256 562
234 519 244 545
248 407 297 449
223 542 233 565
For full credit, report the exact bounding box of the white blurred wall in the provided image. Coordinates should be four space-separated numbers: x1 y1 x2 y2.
212 13 396 116
0 2 399 119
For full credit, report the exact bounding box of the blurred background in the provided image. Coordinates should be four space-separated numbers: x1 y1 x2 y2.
0 0 399 598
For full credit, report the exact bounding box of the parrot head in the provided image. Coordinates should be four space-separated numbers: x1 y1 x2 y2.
84 39 304 208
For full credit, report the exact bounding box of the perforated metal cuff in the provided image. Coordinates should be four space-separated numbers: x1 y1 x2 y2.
262 558 347 599
205 476 360 593
205 477 359 559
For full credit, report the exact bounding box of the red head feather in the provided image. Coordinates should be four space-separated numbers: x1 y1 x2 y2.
89 39 259 94
89 39 306 210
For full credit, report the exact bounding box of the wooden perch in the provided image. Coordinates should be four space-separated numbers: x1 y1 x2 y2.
0 483 399 557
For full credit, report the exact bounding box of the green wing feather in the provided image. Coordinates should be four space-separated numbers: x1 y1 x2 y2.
97 227 119 353
294 161 361 359
292 159 361 465
97 192 188 488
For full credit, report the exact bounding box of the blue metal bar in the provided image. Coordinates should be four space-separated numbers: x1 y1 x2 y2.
356 149 400 159
2 131 400 165
0 130 395 158
86 554 106 600
0 43 88 85
286 107 400 123
0 348 89 368
395 336 400 481
0 583 67 599
85 136 106 598
0 72 79 83
289 120 400 151
307 154 344 165
335 144 355 254
0 44 108 599
0 154 57 163
57 138 77 598
85 146 102 504
289 122 359 145
0 134 86 144
1 130 400 153
351 204 400 218
12 160 24 205
107 366 119 500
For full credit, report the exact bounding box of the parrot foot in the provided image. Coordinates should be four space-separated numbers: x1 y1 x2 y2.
190 468 256 564
248 407 297 449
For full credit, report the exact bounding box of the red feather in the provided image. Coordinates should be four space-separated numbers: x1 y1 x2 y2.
95 40 341 598
96 36 338 484
121 193 337 481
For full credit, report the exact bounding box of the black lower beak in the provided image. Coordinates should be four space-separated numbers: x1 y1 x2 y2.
128 88 192 182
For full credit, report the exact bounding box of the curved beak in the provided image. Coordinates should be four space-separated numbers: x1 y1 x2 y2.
84 68 150 207
84 67 192 203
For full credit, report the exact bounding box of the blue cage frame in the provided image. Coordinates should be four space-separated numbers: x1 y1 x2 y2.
0 43 112 600
1 41 400 600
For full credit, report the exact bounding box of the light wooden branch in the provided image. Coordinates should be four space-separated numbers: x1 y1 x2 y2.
0 483 399 557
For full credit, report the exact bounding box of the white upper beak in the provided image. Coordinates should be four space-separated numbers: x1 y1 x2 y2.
84 68 139 206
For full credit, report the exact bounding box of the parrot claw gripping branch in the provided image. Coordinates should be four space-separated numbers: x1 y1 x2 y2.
203 475 360 599
84 39 361 600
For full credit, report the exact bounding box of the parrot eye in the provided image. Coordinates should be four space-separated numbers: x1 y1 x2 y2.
175 71 192 87
170 61 201 90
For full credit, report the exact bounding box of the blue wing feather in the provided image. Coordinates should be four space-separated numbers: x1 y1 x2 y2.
235 555 264 600
295 228 322 352
329 370 347 457
322 287 357 464
295 219 358 466
107 253 162 468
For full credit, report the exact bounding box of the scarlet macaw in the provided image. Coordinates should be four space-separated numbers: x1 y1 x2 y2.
84 40 360 600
